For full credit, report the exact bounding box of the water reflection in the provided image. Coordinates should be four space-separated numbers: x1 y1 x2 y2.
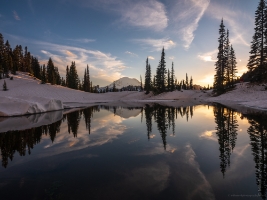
213 105 238 177
1 104 267 199
144 105 194 149
0 120 62 168
244 112 267 199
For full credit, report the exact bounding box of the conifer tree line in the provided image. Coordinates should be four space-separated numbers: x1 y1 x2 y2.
213 20 238 95
0 33 42 79
144 47 195 94
247 0 267 82
0 33 93 92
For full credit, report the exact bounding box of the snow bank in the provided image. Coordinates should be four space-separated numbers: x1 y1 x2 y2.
0 96 63 117
0 110 63 132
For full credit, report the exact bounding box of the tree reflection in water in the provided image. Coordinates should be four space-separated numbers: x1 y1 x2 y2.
0 106 98 168
244 112 267 200
144 104 194 149
213 104 238 177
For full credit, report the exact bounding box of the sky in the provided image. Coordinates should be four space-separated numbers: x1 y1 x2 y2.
0 0 258 87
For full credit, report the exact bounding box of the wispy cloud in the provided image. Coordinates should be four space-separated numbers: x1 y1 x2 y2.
67 38 95 43
169 56 174 60
148 56 155 60
125 51 138 57
82 0 168 31
197 49 217 62
13 11 20 21
36 41 127 85
120 0 168 31
170 0 210 49
133 38 176 51
207 2 252 47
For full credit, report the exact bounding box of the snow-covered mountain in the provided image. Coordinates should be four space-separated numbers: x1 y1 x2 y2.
107 77 141 89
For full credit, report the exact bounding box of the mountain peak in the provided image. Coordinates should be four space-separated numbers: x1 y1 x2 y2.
108 77 141 89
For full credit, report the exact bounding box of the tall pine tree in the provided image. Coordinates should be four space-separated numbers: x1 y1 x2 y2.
247 0 267 82
170 62 175 91
229 45 238 87
214 19 227 95
144 57 152 94
155 47 167 93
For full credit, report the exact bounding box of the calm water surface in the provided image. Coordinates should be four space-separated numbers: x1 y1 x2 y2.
0 104 266 200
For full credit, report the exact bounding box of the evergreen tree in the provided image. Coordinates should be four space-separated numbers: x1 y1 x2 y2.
167 69 170 91
155 47 167 93
90 81 93 92
41 65 46 84
144 57 152 94
66 65 69 87
247 0 267 82
12 45 23 73
31 57 41 79
225 30 232 88
8 55 13 75
54 67 61 85
0 33 4 79
61 77 66 86
185 73 188 90
170 62 175 91
190 76 193 89
83 68 87 91
182 79 186 90
229 45 238 87
68 61 79 89
86 65 90 92
46 58 56 84
82 65 90 92
214 19 227 95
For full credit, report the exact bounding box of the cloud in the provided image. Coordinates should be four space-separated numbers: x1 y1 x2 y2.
133 38 176 51
35 41 127 85
148 56 155 60
170 0 210 49
65 50 77 58
199 130 217 141
67 38 95 43
206 2 252 47
82 0 168 31
13 11 20 20
120 0 168 31
169 56 174 60
197 49 217 62
125 51 138 57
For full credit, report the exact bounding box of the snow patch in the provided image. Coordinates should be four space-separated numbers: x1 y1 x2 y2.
0 96 63 116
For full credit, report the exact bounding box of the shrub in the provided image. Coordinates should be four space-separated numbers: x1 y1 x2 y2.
3 80 7 91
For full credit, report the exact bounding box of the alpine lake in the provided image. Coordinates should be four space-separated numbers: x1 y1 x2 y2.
0 103 266 200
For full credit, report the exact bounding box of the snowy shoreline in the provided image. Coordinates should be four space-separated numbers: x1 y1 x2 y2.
0 72 266 116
